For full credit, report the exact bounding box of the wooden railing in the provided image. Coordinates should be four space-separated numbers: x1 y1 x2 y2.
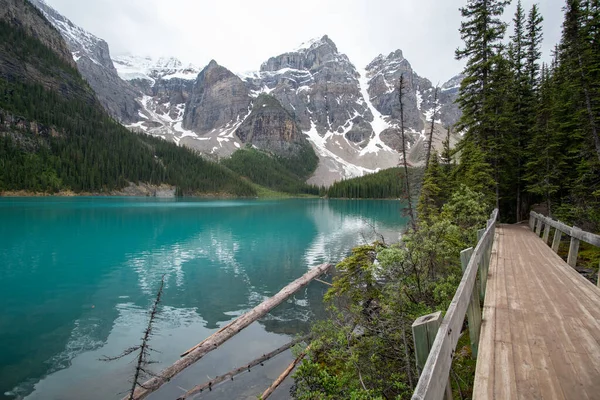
529 211 600 286
411 209 498 400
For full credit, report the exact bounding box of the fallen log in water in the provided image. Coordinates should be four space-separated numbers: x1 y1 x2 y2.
261 344 312 399
127 262 332 400
176 336 310 399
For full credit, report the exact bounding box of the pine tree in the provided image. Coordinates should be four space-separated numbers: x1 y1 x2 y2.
508 0 529 221
455 0 511 148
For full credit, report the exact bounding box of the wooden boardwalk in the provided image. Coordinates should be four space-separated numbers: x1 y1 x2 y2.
473 224 600 399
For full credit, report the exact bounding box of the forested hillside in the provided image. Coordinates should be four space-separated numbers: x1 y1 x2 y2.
221 147 320 195
326 168 406 199
0 1 256 197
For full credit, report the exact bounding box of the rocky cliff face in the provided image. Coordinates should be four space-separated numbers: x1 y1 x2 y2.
1 0 74 67
236 94 309 157
252 35 371 140
29 0 141 123
183 60 251 134
0 0 95 103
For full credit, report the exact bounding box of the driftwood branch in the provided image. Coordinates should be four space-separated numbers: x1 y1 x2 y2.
128 263 332 400
176 336 310 399
261 344 312 400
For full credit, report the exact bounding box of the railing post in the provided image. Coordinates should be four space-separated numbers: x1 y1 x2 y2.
551 228 563 253
567 226 581 268
412 312 442 371
542 223 551 244
460 247 481 359
412 312 452 400
529 213 535 230
535 218 543 235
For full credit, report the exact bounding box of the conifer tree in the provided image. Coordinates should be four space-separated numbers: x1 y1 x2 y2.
455 0 511 148
508 0 529 221
417 152 443 222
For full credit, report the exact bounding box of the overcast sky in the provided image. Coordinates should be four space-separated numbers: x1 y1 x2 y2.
44 0 564 83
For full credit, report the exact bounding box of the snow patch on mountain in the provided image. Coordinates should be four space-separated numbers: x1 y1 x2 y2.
112 55 199 82
358 70 394 156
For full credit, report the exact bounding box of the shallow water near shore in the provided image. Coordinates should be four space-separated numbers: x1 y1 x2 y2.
0 197 407 399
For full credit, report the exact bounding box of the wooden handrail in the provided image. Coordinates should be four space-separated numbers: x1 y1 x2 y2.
530 211 600 247
412 209 498 400
529 211 600 286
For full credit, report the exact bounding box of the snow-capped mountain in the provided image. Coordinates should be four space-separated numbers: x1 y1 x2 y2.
30 0 463 186
29 0 142 124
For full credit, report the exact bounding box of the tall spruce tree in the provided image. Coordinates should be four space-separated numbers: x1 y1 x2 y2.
508 0 528 221
455 0 511 149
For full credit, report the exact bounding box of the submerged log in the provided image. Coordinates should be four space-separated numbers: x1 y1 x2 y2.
261 344 312 399
176 336 310 399
128 263 332 400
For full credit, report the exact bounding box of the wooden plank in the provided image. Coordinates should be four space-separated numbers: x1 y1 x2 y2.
473 228 501 400
494 341 518 399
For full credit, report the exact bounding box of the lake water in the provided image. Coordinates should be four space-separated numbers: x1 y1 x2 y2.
0 198 407 400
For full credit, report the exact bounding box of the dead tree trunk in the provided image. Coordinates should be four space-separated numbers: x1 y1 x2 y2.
425 87 439 171
261 344 312 399
177 336 310 399
127 263 332 400
398 75 416 230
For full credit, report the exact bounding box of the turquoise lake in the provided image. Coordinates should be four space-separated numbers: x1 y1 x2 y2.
0 198 407 400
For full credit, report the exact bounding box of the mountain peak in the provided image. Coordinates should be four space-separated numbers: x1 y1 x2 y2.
294 34 338 54
388 49 404 61
206 59 219 68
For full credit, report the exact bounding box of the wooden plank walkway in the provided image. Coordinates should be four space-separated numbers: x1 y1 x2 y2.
473 224 600 400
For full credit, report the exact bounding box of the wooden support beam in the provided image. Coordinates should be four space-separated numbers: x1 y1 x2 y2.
567 227 581 268
461 247 481 358
127 263 332 400
412 312 452 400
542 223 551 244
551 228 563 253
